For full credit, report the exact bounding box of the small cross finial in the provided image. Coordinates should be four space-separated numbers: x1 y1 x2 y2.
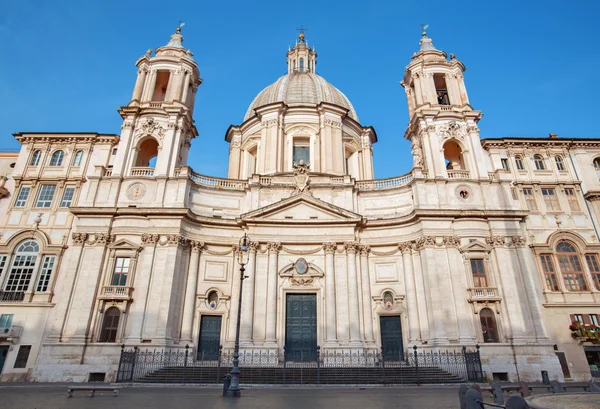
420 23 429 37
177 20 185 33
297 25 307 42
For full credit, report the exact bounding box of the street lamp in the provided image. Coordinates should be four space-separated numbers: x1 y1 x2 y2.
226 233 250 398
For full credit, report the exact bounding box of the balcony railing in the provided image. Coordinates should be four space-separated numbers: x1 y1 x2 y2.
356 174 414 191
0 325 23 339
131 167 155 177
447 170 470 180
468 287 501 302
0 291 25 302
188 170 247 190
98 286 134 301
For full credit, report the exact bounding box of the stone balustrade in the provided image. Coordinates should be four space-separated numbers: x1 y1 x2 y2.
447 169 470 179
98 285 134 301
468 287 500 301
131 167 155 177
356 174 413 190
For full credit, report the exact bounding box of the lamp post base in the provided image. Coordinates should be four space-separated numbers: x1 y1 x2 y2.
225 388 241 398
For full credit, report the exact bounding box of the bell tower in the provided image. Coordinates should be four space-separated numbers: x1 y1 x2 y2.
401 27 487 180
112 25 201 178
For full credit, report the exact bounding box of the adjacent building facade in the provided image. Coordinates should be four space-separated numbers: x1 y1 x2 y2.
0 27 599 383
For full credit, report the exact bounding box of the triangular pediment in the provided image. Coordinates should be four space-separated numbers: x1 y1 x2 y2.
109 238 141 250
240 193 362 224
460 240 492 253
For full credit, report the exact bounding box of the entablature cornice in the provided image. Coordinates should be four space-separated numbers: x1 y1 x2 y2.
13 133 119 145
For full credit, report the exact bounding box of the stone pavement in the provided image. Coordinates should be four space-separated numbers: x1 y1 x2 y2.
0 384 465 409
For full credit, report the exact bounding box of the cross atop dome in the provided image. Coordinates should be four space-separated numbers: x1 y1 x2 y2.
287 28 317 74
418 23 438 52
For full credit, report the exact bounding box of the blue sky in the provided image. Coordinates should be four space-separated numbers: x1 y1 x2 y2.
1 0 598 178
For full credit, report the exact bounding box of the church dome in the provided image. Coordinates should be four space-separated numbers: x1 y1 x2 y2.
244 71 359 121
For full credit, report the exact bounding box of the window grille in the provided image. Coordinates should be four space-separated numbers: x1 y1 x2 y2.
515 155 524 170
557 241 588 291
36 255 56 292
5 240 39 293
60 187 75 208
14 345 31 368
480 308 499 343
35 185 56 208
30 151 41 166
14 186 30 208
470 259 487 288
111 257 130 286
49 150 64 166
585 254 600 290
73 150 84 166
541 188 560 211
523 188 537 210
540 254 560 291
534 154 545 170
98 307 120 343
564 188 580 211
0 314 13 328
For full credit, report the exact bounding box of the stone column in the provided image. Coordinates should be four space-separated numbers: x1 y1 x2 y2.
131 68 148 101
180 240 203 343
359 245 375 344
172 70 185 102
345 242 362 346
400 242 420 343
181 72 191 103
142 70 157 101
323 242 338 345
265 242 280 345
240 242 258 344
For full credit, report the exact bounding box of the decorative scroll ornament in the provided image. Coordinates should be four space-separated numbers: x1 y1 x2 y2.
292 160 311 196
160 234 188 246
344 242 359 253
135 118 166 140
290 277 314 286
437 121 466 142
88 233 115 246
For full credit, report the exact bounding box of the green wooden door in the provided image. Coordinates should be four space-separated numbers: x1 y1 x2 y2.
380 315 404 361
197 315 222 360
285 294 317 361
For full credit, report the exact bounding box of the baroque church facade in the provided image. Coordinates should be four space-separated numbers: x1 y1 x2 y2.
0 27 599 382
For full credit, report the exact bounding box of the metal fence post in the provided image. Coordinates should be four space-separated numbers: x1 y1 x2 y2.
316 345 321 385
183 344 189 384
117 344 125 383
475 344 483 382
217 345 223 383
283 345 287 385
381 347 386 385
413 345 420 385
130 346 138 381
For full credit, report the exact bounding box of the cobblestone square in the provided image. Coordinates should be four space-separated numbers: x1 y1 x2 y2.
0 385 463 409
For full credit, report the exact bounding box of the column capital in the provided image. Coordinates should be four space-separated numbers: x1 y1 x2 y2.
71 232 88 246
398 241 412 253
344 241 360 254
359 244 370 256
322 242 337 254
190 240 205 252
267 242 281 253
249 242 261 252
141 233 160 246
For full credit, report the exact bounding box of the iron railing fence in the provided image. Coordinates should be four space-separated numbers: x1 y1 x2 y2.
116 344 483 384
